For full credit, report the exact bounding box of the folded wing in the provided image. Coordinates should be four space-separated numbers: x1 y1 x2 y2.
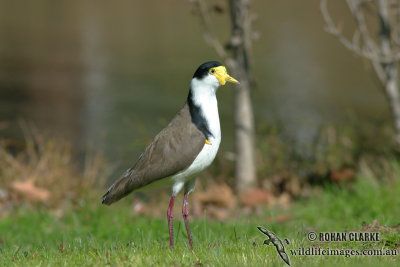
101 102 205 205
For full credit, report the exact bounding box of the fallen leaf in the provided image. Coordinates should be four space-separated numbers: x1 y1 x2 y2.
276 192 291 208
11 179 50 202
193 183 236 219
266 214 291 223
330 167 355 184
195 183 236 209
239 188 274 207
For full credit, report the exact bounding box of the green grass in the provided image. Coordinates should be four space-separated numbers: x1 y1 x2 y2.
0 177 399 266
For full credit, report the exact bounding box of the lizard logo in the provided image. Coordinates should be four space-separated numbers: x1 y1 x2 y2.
257 226 291 266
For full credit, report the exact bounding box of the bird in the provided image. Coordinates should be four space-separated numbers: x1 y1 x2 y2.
101 61 239 249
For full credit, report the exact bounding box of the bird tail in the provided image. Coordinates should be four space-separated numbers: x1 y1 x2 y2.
101 169 135 205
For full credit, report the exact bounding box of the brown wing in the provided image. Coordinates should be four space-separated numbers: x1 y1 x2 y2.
102 102 206 205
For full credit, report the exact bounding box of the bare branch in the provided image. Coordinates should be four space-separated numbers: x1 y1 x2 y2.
321 0 369 57
346 0 389 82
396 0 400 45
191 0 230 62
321 0 355 50
346 0 380 53
321 0 400 145
321 0 387 82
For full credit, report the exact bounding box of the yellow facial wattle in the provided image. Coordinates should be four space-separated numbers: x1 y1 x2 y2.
209 66 239 85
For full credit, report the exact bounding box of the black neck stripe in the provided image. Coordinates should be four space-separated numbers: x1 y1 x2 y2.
187 90 213 140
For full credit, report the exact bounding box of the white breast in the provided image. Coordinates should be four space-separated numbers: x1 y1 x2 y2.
174 130 221 180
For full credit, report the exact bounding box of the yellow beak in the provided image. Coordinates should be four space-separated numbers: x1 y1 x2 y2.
212 66 240 85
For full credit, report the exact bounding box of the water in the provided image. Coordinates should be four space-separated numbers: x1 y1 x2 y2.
0 1 390 170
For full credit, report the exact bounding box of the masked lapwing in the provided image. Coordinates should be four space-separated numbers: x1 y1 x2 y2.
101 61 239 249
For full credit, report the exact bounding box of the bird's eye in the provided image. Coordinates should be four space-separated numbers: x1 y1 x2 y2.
210 69 215 74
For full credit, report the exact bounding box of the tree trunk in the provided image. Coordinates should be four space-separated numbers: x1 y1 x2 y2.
377 0 400 145
229 0 256 191
383 63 400 144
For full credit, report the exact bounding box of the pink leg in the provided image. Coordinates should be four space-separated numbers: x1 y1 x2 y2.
182 193 193 250
167 196 175 248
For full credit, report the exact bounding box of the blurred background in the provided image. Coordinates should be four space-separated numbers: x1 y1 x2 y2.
0 0 390 157
0 0 398 214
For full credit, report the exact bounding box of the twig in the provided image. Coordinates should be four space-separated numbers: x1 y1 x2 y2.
320 0 389 82
321 0 400 144
347 0 387 83
192 0 229 61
